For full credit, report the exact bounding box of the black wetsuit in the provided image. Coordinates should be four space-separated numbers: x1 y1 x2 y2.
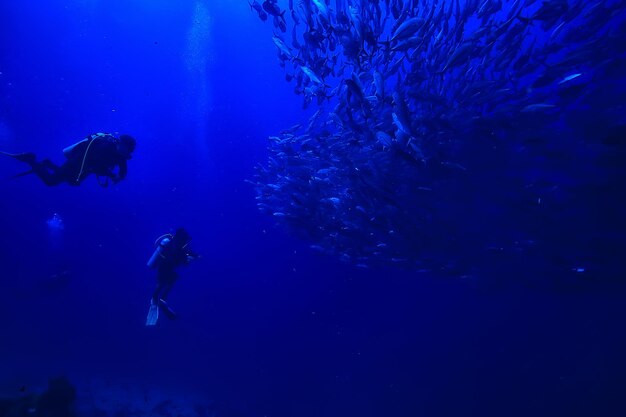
32 133 129 186
152 239 195 302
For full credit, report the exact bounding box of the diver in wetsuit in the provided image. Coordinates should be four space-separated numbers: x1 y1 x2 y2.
146 228 199 325
2 132 136 187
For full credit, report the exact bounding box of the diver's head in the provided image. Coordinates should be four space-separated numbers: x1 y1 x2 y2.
118 134 136 159
172 228 191 246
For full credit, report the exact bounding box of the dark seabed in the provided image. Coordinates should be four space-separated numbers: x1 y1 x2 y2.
1 1 626 417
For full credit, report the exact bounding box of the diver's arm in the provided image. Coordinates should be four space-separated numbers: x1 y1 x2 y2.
109 160 127 184
185 248 200 262
98 168 117 182
116 159 128 181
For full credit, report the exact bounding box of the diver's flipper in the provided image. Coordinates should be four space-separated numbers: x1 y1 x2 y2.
10 169 35 179
0 151 36 164
158 299 177 320
145 300 159 326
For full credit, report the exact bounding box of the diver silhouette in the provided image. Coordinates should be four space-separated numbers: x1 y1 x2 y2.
2 132 136 187
145 228 199 326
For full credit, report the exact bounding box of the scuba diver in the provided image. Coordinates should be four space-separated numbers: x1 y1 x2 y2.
1 132 136 187
146 228 199 326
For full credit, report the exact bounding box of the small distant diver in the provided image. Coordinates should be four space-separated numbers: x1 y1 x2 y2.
1 132 136 187
146 228 199 326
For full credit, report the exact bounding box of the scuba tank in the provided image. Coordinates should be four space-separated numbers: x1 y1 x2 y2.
62 138 89 158
147 234 172 268
64 133 120 186
62 133 115 158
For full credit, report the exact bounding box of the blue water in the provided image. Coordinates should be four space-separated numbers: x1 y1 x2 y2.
1 1 625 417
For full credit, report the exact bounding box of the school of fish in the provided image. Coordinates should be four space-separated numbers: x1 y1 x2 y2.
248 0 626 275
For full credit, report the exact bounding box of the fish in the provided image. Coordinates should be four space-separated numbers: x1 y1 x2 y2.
376 131 393 147
273 15 287 33
440 42 476 72
390 17 426 42
301 65 325 85
373 70 385 99
521 103 557 112
558 73 582 84
392 112 411 135
249 0 268 21
262 0 285 18
247 0 626 270
311 0 330 20
273 35 294 59
280 124 302 135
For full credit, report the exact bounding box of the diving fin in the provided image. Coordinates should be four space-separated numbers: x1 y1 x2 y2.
146 300 159 326
0 151 36 164
10 169 35 179
158 299 177 320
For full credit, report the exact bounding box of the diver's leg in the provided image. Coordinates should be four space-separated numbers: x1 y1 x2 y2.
155 269 177 319
155 268 178 300
153 267 173 301
152 283 164 303
153 267 167 301
159 283 174 300
2 152 37 163
55 160 82 186
157 291 177 320
31 159 69 186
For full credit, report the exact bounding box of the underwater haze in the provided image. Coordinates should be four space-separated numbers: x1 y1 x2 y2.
1 1 626 417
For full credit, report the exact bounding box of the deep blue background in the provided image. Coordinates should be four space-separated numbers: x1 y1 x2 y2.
1 2 625 416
